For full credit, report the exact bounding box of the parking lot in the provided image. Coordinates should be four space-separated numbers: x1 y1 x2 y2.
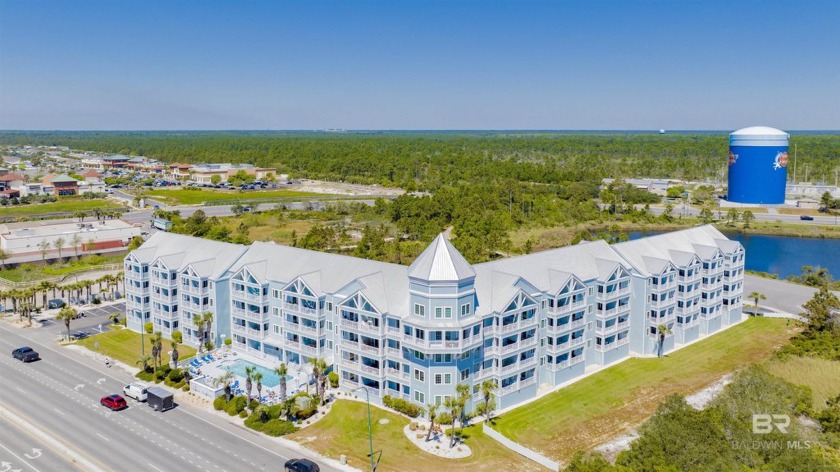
40 301 126 338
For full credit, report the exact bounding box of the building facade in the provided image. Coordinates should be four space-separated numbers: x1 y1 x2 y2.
124 225 745 412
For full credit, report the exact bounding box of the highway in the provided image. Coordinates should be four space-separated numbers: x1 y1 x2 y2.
0 323 340 472
0 411 77 472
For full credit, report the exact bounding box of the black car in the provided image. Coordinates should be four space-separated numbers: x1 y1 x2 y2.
283 459 320 472
800 215 814 221
12 347 40 362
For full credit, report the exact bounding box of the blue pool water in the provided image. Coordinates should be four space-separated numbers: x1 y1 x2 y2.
223 359 292 388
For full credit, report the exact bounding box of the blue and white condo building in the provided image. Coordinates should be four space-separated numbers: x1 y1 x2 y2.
124 225 745 411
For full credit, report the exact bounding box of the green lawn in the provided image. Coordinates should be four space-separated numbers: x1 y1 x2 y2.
142 188 328 205
288 400 546 472
0 199 123 218
492 317 795 462
0 254 125 283
74 327 196 368
765 356 840 409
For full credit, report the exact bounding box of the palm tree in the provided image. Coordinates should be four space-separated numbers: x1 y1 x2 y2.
480 379 498 423
274 363 288 404
53 237 66 259
308 357 328 404
70 234 82 259
150 332 162 371
245 366 255 400
748 291 766 312
443 396 460 448
37 281 54 308
426 403 438 442
455 382 470 427
136 355 152 372
0 248 7 269
108 312 121 326
657 324 672 357
37 240 50 261
192 314 204 351
74 211 86 222
170 339 180 366
254 372 264 403
214 371 234 401
56 305 77 341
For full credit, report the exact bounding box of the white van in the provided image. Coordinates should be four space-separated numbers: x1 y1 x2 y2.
123 382 149 402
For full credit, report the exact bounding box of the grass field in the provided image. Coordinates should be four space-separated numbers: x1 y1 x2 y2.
142 188 328 205
0 199 123 218
75 327 196 367
288 399 546 472
491 317 795 463
765 356 840 409
0 254 124 283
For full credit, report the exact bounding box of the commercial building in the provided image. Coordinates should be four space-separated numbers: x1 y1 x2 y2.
123 225 744 411
1 219 143 256
188 163 277 184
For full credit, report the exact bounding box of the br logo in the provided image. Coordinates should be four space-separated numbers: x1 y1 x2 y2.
753 414 790 434
772 152 788 170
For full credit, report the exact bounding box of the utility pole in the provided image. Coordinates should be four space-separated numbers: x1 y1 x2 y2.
792 144 797 184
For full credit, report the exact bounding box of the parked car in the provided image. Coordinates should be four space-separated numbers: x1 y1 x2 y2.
47 299 65 309
12 347 40 362
283 459 320 472
100 394 128 411
243 206 251 212
800 215 814 221
123 382 149 402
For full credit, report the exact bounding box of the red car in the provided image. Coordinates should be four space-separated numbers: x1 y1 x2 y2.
100 394 128 411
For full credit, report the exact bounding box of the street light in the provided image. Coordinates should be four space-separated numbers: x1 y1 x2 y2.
353 386 375 472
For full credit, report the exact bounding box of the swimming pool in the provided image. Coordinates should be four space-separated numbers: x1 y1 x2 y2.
223 359 292 388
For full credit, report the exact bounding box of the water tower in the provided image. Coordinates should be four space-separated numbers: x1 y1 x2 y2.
727 126 789 204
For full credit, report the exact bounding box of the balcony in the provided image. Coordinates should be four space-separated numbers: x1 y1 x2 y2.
232 324 247 335
283 301 318 316
500 318 538 333
649 298 675 309
679 273 701 284
181 284 205 295
483 344 500 356
500 357 536 374
299 344 319 355
385 346 401 356
595 337 630 352
386 326 400 335
677 317 701 329
359 344 382 356
596 321 629 335
598 305 630 318
360 364 381 376
386 368 410 380
151 292 178 303
652 279 677 291
234 307 266 322
650 312 676 324
550 298 586 314
597 286 630 301
246 327 266 338
500 382 520 395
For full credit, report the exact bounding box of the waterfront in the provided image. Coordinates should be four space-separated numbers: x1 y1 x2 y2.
630 231 840 280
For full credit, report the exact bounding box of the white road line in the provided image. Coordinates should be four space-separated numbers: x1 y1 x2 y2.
0 441 42 472
16 386 26 393
52 408 65 416
96 433 110 442
148 463 165 472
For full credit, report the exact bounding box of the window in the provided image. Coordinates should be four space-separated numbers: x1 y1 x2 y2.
273 325 280 334
414 304 425 317
445 307 452 318
414 391 425 404
435 307 442 318
272 289 279 299
414 369 425 382
461 303 471 316
460 368 470 381
435 373 452 384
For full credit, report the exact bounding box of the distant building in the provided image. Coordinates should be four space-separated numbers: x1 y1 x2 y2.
189 163 277 184
0 219 142 256
103 155 131 169
169 163 193 178
796 198 820 210
43 174 79 196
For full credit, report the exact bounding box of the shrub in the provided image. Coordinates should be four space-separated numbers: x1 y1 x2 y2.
182 384 190 392
383 395 424 418
261 419 298 437
239 410 248 418
436 412 453 425
136 370 154 382
296 406 317 420
248 399 260 411
233 395 247 413
328 371 339 388
167 368 185 383
214 396 226 411
154 369 168 382
225 403 239 416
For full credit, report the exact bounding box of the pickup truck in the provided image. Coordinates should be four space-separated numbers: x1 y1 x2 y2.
12 347 40 362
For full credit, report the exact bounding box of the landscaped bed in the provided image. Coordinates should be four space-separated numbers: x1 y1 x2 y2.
142 188 328 205
491 317 795 463
287 399 545 471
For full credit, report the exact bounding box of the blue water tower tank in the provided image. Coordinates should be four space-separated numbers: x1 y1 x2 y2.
728 126 789 204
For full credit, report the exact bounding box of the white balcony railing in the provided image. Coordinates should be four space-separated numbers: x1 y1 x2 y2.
595 337 630 352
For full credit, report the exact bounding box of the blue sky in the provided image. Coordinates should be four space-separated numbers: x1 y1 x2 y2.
1 0 838 130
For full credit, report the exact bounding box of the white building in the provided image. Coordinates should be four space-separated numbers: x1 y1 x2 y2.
1 219 142 256
123 225 745 411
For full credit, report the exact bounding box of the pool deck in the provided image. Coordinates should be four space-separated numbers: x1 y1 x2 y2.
186 349 314 404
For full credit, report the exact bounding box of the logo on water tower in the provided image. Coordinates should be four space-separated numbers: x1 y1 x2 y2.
772 152 788 171
729 151 739 166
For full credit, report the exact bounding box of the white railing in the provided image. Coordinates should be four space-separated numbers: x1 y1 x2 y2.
386 326 400 335
385 347 401 356
597 321 628 335
500 383 520 395
359 344 381 355
360 365 381 375
596 337 630 352
232 324 246 334
520 377 537 388
246 327 265 338
299 344 319 355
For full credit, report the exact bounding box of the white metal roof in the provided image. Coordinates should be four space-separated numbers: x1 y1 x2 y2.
408 233 476 281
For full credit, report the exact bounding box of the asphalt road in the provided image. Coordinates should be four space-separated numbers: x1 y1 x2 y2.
0 412 77 472
646 204 839 226
0 324 339 472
